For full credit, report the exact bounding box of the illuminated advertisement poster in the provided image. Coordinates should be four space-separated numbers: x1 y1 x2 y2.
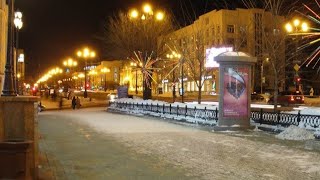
223 67 248 118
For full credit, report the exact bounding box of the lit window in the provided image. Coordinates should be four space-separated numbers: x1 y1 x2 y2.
227 25 235 33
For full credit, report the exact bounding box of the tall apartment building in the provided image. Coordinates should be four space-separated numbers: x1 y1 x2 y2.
159 8 285 95
0 1 8 94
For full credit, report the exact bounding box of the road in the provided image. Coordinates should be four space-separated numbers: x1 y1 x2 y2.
38 107 320 179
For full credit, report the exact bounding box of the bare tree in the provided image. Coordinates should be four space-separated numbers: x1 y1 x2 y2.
241 0 301 110
104 11 175 99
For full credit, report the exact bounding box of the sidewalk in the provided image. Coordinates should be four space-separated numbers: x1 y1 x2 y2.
39 96 108 110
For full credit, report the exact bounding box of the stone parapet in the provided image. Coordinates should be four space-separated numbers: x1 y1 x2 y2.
0 96 39 179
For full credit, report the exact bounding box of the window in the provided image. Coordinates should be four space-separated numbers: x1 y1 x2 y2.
227 25 235 33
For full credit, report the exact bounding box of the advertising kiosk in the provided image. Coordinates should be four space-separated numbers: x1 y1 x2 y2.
215 51 256 129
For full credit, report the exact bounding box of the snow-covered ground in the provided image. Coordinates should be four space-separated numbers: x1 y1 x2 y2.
47 108 320 179
110 98 320 140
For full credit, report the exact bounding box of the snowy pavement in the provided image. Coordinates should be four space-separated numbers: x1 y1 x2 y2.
47 107 320 179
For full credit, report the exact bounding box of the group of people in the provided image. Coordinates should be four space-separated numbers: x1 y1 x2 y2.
71 96 81 110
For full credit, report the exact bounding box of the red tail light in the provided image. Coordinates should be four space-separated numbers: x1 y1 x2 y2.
302 96 305 101
290 96 294 101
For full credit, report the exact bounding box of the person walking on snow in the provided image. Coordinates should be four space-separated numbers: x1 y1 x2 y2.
76 97 81 109
72 96 76 110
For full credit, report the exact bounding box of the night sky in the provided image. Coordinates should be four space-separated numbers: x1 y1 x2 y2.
14 0 244 81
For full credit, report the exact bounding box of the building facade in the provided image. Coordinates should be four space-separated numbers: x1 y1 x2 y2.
0 1 8 94
159 8 285 95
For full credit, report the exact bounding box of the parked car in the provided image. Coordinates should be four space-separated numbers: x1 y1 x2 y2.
251 92 265 102
268 91 304 106
107 93 118 102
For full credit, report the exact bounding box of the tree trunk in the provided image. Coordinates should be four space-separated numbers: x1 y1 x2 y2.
272 63 278 112
197 87 202 104
143 79 152 100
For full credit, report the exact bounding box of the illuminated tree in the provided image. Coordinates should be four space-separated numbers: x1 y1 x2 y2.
104 5 175 99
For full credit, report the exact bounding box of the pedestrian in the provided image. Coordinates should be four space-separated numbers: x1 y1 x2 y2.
310 87 314 97
59 97 63 110
72 96 76 110
76 97 81 109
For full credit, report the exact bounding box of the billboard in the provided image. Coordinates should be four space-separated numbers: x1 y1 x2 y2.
205 47 233 68
223 66 249 118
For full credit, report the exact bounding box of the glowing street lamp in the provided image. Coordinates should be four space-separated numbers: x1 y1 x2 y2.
129 3 164 21
101 67 110 92
13 10 23 95
285 18 309 91
166 51 182 102
77 47 96 98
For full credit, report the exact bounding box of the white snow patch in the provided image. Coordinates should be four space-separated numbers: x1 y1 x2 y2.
275 125 315 141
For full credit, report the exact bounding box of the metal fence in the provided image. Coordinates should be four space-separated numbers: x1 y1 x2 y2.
251 109 320 128
110 101 320 128
111 102 218 122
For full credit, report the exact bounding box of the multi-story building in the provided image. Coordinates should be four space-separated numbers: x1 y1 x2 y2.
0 1 8 94
159 8 286 95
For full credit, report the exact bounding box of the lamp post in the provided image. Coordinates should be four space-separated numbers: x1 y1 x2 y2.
101 67 110 92
285 19 309 91
63 58 78 88
77 47 96 98
166 52 181 102
128 3 165 100
14 10 23 95
130 62 138 94
2 0 16 96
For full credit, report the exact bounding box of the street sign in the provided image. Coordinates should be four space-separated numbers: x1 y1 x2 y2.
294 64 300 72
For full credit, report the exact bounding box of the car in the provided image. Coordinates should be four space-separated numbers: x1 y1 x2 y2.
268 91 304 106
251 92 265 102
107 93 118 102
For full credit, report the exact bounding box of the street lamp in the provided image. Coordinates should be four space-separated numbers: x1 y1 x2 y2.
129 3 164 21
130 62 138 94
101 67 110 92
166 51 182 102
285 19 309 91
77 47 96 98
78 73 85 90
63 58 78 70
63 58 78 88
14 10 23 95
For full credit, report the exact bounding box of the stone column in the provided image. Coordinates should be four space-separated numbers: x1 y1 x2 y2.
215 52 256 130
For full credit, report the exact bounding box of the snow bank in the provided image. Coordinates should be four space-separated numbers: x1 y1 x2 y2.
275 125 315 140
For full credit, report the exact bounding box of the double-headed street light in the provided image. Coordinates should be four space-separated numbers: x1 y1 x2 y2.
166 52 182 102
63 58 78 69
77 48 96 98
101 67 110 92
129 3 164 21
285 19 309 91
63 58 78 88
13 10 23 95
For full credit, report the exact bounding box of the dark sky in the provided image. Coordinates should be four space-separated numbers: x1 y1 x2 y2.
15 0 243 81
